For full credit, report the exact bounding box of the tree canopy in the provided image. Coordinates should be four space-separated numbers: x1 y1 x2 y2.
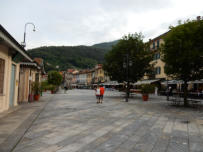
162 19 203 105
103 33 152 83
48 71 63 86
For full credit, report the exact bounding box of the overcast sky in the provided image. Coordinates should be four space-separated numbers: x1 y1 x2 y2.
1 0 203 49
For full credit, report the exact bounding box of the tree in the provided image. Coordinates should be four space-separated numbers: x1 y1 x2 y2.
48 71 63 86
103 33 152 97
162 19 203 106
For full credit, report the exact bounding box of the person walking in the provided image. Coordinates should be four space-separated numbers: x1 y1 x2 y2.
95 85 100 104
99 85 105 104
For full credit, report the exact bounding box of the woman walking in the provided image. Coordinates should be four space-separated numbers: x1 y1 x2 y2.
95 86 100 104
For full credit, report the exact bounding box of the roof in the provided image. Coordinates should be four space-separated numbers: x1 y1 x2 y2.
149 31 169 43
0 25 33 62
19 62 41 69
34 58 43 66
95 64 102 69
67 69 75 73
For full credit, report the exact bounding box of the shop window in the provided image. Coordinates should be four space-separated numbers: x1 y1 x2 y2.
0 59 5 94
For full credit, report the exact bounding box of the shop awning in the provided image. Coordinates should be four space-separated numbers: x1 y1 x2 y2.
134 79 160 85
161 79 203 85
161 80 184 85
188 79 203 84
102 81 119 86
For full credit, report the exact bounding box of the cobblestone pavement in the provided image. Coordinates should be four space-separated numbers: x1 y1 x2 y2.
0 93 53 152
9 90 203 152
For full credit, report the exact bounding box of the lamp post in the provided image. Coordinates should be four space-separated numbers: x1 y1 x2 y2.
21 22 36 48
123 54 133 102
166 77 169 101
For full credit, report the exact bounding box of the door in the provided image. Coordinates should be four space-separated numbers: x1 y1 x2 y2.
9 64 16 107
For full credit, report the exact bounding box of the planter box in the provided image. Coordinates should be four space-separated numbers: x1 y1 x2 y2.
142 94 149 101
34 94 40 101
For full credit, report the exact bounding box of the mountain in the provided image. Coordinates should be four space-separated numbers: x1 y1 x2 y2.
92 40 118 50
28 40 118 72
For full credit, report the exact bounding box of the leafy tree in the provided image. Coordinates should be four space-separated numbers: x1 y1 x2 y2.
103 33 152 97
162 19 203 106
48 71 63 86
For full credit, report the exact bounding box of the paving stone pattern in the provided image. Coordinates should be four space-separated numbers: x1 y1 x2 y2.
5 89 203 152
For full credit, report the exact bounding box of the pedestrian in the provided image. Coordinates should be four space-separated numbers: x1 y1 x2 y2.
99 85 105 104
95 85 100 104
64 82 68 93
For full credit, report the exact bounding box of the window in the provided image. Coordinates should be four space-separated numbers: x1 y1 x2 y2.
153 53 160 60
0 58 5 94
155 67 161 75
153 42 155 49
157 40 160 48
157 53 160 59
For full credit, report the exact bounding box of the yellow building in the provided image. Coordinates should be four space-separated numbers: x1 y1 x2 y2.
143 32 169 81
94 64 105 84
150 32 168 79
0 25 33 112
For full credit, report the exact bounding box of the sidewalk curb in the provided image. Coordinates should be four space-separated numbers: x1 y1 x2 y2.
0 95 54 152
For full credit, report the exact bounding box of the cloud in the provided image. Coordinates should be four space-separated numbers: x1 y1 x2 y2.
100 0 173 13
1 0 203 49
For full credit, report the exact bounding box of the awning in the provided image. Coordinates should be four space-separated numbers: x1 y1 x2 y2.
161 79 203 85
188 79 203 84
161 80 184 85
134 79 160 85
102 81 119 86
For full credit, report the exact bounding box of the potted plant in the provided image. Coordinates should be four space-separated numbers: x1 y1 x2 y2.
32 82 41 101
141 84 155 101
41 81 49 92
49 85 56 94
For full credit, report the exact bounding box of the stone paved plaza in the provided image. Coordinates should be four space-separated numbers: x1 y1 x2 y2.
1 89 203 152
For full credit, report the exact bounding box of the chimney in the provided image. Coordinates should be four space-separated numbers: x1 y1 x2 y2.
197 16 201 21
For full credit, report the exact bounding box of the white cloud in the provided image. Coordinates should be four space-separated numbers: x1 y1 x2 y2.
0 0 203 49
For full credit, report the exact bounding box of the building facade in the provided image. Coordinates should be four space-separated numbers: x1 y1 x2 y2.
149 32 168 80
0 25 33 112
18 62 42 103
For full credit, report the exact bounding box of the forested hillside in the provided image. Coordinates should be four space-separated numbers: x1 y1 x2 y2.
28 40 118 71
92 40 118 50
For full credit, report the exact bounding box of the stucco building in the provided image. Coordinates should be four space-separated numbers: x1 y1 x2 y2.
18 62 42 103
0 25 33 112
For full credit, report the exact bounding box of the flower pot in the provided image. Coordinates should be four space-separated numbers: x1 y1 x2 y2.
142 94 149 101
34 94 40 101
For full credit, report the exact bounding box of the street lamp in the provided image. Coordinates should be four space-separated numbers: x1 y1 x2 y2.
21 22 36 48
123 54 133 102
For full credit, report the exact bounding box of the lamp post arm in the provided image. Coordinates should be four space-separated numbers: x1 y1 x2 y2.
22 22 36 47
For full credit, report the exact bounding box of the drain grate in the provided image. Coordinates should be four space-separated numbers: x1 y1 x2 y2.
181 120 190 124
